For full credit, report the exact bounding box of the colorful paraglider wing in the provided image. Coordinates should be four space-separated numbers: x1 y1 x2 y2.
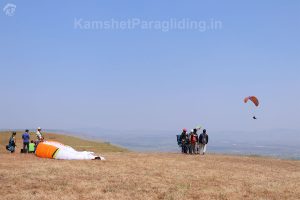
244 96 259 107
35 141 105 160
35 142 59 159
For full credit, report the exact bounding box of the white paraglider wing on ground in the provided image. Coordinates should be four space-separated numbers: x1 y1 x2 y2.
42 141 105 160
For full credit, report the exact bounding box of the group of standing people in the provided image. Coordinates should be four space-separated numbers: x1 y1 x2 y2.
178 128 209 155
6 127 44 153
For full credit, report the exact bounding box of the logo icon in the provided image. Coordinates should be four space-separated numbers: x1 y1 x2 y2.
3 3 16 16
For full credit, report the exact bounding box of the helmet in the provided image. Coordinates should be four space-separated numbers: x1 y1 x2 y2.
182 128 187 132
37 127 41 130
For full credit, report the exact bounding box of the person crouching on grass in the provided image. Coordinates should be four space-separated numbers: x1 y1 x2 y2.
6 132 17 153
199 129 209 155
28 140 35 153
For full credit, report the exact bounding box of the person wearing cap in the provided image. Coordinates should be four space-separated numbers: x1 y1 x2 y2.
36 127 44 142
180 129 188 153
199 129 209 155
22 130 30 153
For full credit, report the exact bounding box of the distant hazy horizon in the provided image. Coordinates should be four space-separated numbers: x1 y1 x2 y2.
1 126 299 159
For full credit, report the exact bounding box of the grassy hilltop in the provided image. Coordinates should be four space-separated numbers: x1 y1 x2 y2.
0 131 127 153
0 131 300 200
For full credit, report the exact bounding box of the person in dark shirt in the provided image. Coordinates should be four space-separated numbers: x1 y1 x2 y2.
22 130 30 153
199 129 209 155
180 129 188 153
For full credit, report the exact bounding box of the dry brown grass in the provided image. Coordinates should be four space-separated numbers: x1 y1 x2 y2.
1 132 300 200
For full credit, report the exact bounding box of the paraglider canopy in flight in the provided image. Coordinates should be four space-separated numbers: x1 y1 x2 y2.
244 96 259 107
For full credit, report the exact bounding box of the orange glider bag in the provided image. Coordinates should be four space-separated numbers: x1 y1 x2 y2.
35 143 59 159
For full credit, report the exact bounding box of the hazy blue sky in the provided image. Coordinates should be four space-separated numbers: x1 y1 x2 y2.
1 1 299 132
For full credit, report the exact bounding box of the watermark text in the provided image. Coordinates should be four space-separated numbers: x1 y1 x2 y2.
74 18 222 32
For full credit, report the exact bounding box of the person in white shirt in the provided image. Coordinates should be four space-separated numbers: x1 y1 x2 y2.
36 127 44 142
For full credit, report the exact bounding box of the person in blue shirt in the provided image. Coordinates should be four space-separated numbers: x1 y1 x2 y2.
22 129 30 153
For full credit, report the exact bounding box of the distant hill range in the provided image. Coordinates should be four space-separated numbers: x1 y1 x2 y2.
1 128 299 159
